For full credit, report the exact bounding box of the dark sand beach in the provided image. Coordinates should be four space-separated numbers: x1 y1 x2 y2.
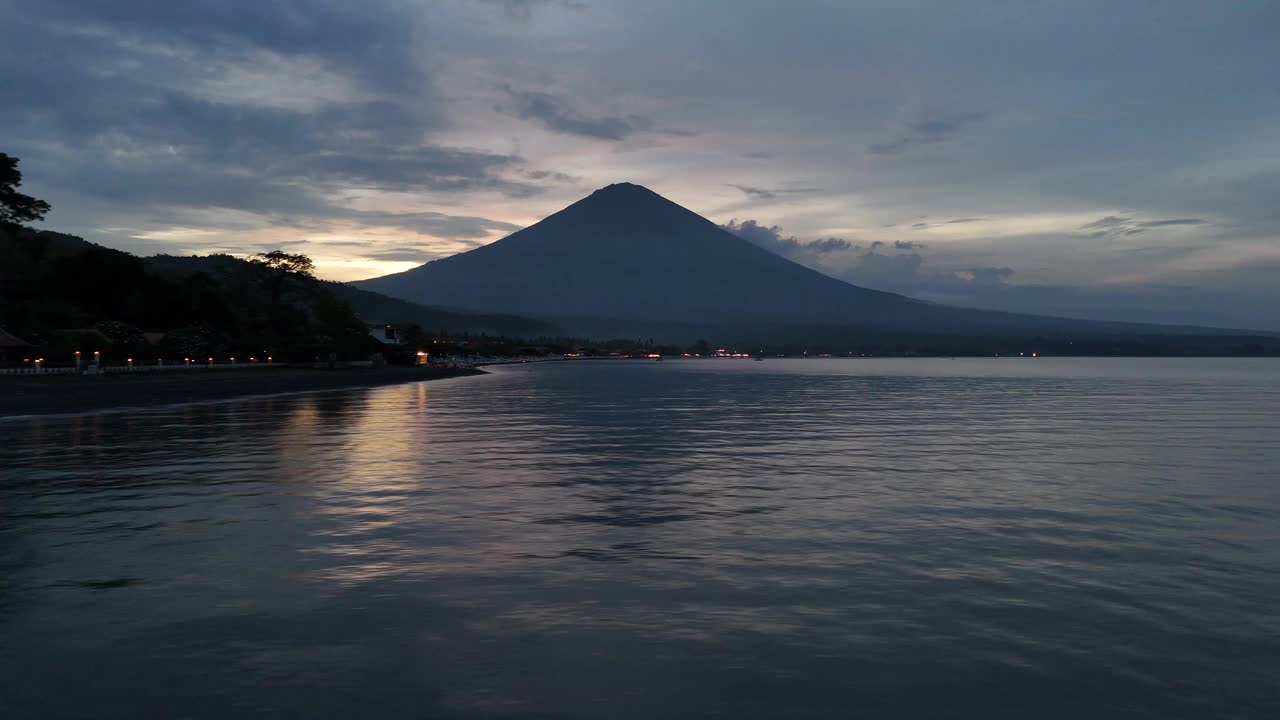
0 365 486 418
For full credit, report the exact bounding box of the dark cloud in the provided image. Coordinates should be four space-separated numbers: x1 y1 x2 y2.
724 220 1021 309
33 0 427 94
340 211 521 239
729 185 778 200
850 250 926 285
945 218 984 224
1080 215 1208 240
817 249 1017 303
474 0 586 20
1137 218 1208 228
1081 216 1131 231
722 219 803 254
809 237 853 253
0 0 546 244
728 184 822 201
721 219 857 258
523 169 580 183
360 247 441 263
498 86 653 140
868 110 989 155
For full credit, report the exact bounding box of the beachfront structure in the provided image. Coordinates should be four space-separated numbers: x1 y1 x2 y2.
366 323 400 345
0 326 33 364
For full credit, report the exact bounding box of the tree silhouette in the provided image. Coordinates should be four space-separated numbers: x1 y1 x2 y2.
250 250 316 307
0 153 51 227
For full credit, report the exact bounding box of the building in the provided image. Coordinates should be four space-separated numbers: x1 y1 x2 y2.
366 323 400 345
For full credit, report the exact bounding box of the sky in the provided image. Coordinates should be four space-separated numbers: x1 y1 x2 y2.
3 0 1278 330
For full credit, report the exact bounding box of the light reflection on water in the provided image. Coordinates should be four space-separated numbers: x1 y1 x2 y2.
2 359 1279 719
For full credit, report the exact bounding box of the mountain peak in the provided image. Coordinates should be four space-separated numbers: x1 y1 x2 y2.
593 181 654 195
583 182 669 206
544 181 706 234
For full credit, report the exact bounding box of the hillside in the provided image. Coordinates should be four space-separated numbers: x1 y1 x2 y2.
325 282 559 338
1 227 370 361
145 253 556 337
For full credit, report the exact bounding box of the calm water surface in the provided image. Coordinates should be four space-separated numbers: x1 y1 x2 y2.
2 359 1279 719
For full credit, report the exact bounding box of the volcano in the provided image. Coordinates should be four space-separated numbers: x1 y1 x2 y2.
353 183 1241 343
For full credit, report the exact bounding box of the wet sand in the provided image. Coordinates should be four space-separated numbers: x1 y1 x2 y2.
0 365 486 418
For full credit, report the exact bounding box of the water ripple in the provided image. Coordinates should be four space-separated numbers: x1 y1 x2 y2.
1 358 1278 719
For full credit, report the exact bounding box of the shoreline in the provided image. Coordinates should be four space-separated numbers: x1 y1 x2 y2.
0 366 488 419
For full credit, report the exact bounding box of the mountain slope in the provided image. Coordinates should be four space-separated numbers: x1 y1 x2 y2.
353 183 1249 340
325 282 559 337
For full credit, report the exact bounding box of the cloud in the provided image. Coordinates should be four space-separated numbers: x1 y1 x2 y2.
523 169 579 183
0 0 549 254
727 184 822 201
725 219 1019 307
360 247 441 263
809 237 853 253
498 86 653 140
474 0 585 20
1137 218 1208 228
729 185 777 200
958 266 1015 286
1080 215 1209 240
722 219 857 258
340 211 521 239
867 110 989 155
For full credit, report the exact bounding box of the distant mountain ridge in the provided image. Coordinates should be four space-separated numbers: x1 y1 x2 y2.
0 226 556 363
145 254 556 337
354 183 1251 342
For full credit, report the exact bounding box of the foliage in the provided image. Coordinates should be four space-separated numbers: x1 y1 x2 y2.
94 320 147 345
0 153 51 226
0 227 376 364
160 323 218 358
249 250 315 278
